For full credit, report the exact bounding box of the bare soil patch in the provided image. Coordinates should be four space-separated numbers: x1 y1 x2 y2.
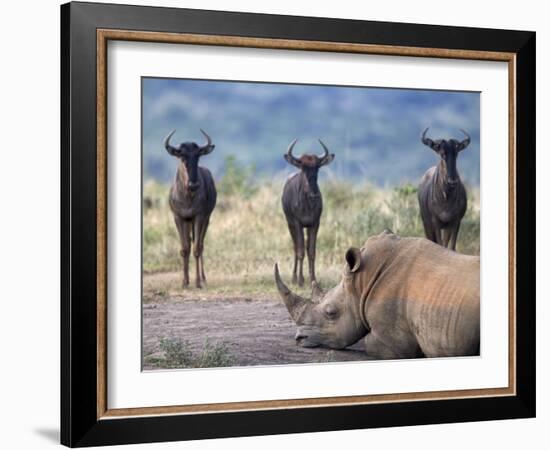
143 287 373 369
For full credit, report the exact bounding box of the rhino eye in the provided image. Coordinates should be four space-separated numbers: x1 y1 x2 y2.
324 305 339 319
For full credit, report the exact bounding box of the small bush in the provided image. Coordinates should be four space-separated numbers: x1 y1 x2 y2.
456 200 481 255
385 183 421 236
159 337 194 367
194 339 235 368
217 155 257 199
153 337 235 369
323 180 367 211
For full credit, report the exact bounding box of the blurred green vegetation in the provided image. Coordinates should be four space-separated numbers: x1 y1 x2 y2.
217 155 258 199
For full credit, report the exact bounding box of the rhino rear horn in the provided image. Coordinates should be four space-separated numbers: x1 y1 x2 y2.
274 263 310 322
311 281 324 303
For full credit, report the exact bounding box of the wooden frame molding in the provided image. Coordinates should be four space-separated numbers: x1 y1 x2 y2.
96 29 517 420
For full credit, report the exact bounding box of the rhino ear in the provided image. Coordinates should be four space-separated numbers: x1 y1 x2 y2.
345 247 362 273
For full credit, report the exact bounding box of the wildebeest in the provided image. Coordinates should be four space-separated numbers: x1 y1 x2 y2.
275 230 480 359
281 139 335 287
164 129 217 288
418 128 471 250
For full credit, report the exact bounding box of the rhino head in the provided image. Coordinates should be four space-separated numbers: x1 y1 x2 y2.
274 247 368 350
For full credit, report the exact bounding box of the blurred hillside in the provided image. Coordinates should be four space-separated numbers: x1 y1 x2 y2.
142 78 480 186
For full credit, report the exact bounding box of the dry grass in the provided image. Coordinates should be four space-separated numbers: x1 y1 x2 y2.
142 178 479 297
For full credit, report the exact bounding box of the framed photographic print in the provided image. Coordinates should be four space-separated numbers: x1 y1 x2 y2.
60 1 536 447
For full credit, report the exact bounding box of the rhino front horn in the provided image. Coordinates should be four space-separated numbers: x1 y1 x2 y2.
274 263 310 322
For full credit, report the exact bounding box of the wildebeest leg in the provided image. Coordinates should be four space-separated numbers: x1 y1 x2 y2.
295 226 305 287
288 220 305 286
441 227 452 248
420 211 435 243
198 216 210 283
306 224 319 284
200 255 206 283
174 216 191 288
192 216 207 288
423 223 437 244
432 221 443 246
286 220 300 285
449 221 461 251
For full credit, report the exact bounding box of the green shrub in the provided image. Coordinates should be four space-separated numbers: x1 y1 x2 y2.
217 155 257 198
152 337 235 369
385 183 421 236
159 337 194 367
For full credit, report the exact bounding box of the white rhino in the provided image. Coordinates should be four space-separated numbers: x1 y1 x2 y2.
274 230 480 359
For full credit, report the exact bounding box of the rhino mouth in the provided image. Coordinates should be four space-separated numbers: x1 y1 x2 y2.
296 338 319 348
295 331 321 348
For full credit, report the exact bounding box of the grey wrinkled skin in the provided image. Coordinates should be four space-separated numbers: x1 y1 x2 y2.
418 128 470 250
275 230 480 359
164 129 217 288
281 139 335 287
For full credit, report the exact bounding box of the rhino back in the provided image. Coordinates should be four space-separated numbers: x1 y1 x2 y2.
364 238 480 358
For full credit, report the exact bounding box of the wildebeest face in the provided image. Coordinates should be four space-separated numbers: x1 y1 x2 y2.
299 157 322 197
421 128 470 185
274 247 366 350
174 143 203 191
284 139 335 198
164 129 215 192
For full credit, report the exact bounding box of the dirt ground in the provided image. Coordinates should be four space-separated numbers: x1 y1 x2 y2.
142 282 373 369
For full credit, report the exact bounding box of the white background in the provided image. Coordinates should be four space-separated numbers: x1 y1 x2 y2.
0 0 546 449
108 42 509 408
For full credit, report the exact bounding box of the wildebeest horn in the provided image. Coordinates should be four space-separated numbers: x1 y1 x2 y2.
199 129 215 155
317 139 335 166
318 139 334 167
164 129 178 155
274 263 310 322
287 139 299 159
421 127 435 148
458 129 471 151
284 139 301 167
318 139 330 160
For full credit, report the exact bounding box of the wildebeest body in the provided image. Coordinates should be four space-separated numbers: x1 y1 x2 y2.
165 129 217 288
169 166 216 220
418 128 471 250
282 173 322 228
281 140 335 286
418 165 467 249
